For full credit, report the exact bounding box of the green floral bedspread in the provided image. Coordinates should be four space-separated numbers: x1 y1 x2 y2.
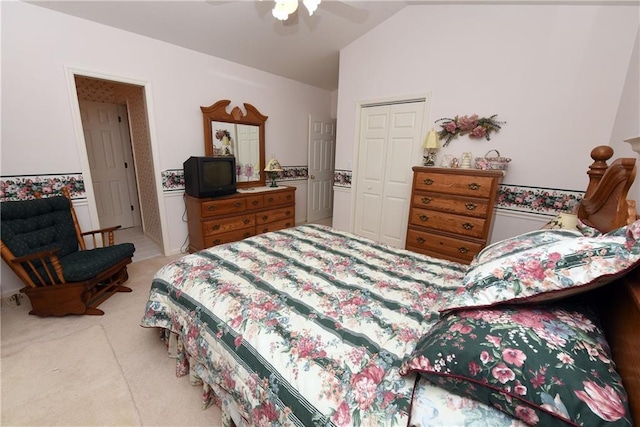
141 224 467 426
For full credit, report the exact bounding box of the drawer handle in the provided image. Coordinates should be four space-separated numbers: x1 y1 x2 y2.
465 203 477 211
286 222 292 227
234 202 242 208
243 232 251 238
286 195 292 200
416 237 426 244
462 222 474 230
468 183 481 191
251 200 259 206
262 228 268 233
267 197 274 203
243 219 251 225
421 197 432 205
423 178 434 185
419 214 429 222
213 239 221 245
207 205 217 211
286 210 291 216
211 225 220 231
458 247 470 254
262 215 269 221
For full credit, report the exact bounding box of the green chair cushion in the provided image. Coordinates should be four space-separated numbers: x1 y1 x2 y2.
59 243 135 282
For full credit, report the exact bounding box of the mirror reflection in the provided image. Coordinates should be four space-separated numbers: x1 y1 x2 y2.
211 122 261 183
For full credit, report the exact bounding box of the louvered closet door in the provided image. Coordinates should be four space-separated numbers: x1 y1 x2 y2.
354 101 425 248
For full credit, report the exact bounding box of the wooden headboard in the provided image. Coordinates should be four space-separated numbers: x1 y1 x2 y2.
577 145 639 423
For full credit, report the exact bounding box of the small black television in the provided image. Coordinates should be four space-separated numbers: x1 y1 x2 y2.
183 156 237 198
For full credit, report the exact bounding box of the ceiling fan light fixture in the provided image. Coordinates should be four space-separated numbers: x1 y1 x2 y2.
272 0 320 21
272 0 298 20
303 0 321 16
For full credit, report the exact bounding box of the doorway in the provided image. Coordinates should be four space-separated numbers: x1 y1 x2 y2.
73 75 164 254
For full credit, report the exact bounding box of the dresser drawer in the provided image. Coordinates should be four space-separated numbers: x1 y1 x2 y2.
256 206 294 225
245 196 264 210
202 214 255 236
409 207 487 238
200 198 246 217
204 228 255 247
412 193 489 218
257 218 295 234
264 191 295 207
414 172 496 198
406 228 482 263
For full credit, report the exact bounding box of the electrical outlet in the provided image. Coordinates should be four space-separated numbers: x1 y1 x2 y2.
4 293 24 307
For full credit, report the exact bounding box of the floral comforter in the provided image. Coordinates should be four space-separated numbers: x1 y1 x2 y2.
140 224 469 426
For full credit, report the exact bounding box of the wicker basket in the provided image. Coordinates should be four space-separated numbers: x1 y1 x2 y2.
475 150 511 171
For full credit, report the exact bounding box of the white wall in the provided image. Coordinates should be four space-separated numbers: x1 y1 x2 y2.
335 4 640 237
1 2 332 295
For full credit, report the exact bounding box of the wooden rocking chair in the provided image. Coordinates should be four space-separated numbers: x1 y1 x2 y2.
1 188 135 316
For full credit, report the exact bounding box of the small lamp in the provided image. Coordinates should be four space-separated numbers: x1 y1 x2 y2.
264 157 283 187
422 129 440 166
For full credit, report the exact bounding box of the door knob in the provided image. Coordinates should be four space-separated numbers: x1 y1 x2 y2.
310 175 316 179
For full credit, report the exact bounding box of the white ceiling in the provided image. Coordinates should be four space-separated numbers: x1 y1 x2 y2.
27 1 416 91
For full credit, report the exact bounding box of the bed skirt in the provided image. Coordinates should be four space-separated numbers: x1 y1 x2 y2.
159 329 242 427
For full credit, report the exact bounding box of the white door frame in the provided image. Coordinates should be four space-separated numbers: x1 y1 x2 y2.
349 93 432 233
64 66 170 256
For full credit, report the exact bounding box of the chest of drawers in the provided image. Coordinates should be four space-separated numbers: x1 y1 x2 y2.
185 186 296 253
405 167 502 264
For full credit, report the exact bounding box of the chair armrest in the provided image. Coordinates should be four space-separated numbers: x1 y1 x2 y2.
12 249 66 287
81 225 122 248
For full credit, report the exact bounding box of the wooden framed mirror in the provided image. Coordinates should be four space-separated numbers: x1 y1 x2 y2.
201 100 268 189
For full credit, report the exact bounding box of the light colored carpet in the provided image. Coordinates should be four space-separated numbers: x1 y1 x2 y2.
1 254 223 427
2 325 140 426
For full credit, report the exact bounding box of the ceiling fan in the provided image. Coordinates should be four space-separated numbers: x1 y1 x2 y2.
271 0 321 21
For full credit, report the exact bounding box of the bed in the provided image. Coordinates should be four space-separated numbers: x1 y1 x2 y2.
141 145 640 427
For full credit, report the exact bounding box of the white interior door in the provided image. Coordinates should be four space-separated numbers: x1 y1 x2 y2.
80 100 135 229
307 115 336 223
354 101 425 247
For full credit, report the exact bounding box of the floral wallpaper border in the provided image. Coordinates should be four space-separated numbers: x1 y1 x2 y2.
162 169 185 192
496 184 584 216
1 174 86 201
334 170 352 188
2 172 582 217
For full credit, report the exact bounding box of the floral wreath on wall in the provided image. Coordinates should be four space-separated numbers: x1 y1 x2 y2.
436 114 505 147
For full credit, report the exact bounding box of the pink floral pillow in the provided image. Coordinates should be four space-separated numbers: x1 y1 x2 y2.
443 220 640 312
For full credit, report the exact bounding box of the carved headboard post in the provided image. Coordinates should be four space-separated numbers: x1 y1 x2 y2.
578 146 637 231
584 146 615 196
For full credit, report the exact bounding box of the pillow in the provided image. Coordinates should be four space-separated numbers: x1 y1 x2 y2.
443 219 640 312
400 304 632 426
541 212 579 231
577 218 603 237
470 228 582 268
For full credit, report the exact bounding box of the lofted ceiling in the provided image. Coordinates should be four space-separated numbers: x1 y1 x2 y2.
27 1 415 91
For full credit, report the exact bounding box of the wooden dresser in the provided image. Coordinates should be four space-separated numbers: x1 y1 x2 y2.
405 167 503 264
185 186 296 253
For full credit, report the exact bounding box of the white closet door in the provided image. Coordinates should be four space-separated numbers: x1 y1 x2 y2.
354 101 425 247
